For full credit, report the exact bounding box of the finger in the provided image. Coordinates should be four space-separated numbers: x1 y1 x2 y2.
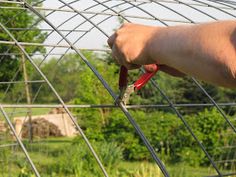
120 22 131 29
159 65 186 77
143 64 158 73
111 45 122 65
111 42 141 70
125 63 141 70
107 33 116 48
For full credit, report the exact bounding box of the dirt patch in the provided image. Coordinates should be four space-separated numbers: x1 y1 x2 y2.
14 114 77 138
49 108 66 114
21 118 62 138
0 121 7 132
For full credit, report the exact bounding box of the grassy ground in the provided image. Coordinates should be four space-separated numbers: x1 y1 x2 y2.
0 137 72 177
118 161 213 177
0 137 228 177
0 107 234 177
4 108 51 118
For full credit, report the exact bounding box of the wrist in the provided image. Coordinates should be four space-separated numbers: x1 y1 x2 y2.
146 26 165 65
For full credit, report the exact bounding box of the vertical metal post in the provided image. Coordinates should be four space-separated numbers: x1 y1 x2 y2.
21 50 33 142
0 105 40 177
0 19 109 177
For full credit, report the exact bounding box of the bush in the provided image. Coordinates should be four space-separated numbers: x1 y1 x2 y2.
74 97 233 167
131 163 161 177
54 138 123 176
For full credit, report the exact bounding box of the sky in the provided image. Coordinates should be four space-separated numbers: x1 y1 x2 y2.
40 0 236 56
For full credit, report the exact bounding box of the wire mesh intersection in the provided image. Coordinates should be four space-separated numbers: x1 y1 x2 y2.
0 0 236 176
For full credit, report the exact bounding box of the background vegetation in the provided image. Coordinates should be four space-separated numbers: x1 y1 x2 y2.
0 2 236 176
1 50 235 176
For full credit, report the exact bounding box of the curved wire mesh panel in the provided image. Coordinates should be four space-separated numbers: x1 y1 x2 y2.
0 0 236 176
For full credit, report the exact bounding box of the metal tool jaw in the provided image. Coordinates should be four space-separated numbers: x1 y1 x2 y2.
120 84 135 105
116 64 159 105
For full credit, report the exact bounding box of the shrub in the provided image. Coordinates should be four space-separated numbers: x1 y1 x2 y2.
55 138 123 176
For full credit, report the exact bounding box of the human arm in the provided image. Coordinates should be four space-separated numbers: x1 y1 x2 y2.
107 21 236 88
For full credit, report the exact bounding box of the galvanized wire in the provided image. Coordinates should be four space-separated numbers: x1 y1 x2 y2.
6 0 171 175
1 103 236 108
24 0 170 176
0 105 41 177
1 0 236 176
0 9 111 177
1 0 164 176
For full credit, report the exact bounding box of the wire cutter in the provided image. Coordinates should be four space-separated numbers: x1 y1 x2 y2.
117 64 159 105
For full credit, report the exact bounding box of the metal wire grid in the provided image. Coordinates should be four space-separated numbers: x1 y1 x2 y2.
0 0 236 176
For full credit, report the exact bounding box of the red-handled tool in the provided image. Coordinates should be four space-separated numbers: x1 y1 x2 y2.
117 64 159 105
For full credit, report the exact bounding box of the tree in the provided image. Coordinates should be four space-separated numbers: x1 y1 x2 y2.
0 1 46 142
172 77 236 114
0 1 46 91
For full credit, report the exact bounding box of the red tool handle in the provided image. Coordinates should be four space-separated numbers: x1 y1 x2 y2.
134 64 159 90
119 65 128 88
119 64 159 90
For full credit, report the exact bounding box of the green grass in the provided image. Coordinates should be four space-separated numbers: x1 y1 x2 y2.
0 137 72 177
4 108 51 118
117 161 214 177
0 137 234 177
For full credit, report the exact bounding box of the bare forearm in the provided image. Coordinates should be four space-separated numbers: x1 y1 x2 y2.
108 21 236 88
150 21 236 87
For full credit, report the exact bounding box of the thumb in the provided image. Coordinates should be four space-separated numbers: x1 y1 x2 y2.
107 33 116 48
143 64 159 73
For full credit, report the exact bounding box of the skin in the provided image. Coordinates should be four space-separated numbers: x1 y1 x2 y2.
107 21 236 88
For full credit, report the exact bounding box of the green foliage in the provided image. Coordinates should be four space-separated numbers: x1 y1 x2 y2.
18 165 35 177
1 41 234 173
74 103 233 167
0 1 46 91
174 78 220 104
102 109 142 160
2 137 217 176
37 52 117 103
178 148 205 167
126 163 161 177
172 77 236 114
0 147 11 173
131 72 181 106
57 138 123 176
172 108 229 166
1 7 235 172
35 54 83 103
194 109 226 149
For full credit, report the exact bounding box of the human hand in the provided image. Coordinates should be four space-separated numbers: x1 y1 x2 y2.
107 23 158 69
107 23 185 77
